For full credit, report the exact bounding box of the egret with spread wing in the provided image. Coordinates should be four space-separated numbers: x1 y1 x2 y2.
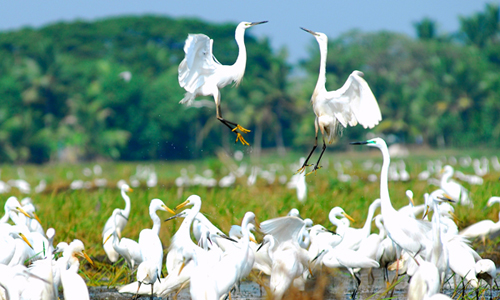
178 21 268 146
298 28 382 174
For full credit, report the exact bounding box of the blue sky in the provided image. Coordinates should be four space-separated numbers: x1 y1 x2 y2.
0 1 494 63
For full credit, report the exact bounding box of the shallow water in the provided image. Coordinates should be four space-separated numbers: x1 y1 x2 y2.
87 268 497 300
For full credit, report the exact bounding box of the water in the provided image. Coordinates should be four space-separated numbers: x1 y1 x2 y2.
87 268 497 300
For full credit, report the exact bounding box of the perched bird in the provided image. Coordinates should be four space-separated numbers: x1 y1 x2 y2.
102 184 133 263
298 28 381 175
440 165 472 207
178 21 268 146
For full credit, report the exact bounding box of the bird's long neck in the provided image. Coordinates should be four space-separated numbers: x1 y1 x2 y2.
240 215 250 258
379 145 396 215
232 26 247 85
314 39 328 96
150 208 162 236
361 202 379 236
179 203 202 246
430 200 442 265
121 190 131 218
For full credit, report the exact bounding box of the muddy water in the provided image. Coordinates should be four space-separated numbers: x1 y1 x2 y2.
87 268 496 300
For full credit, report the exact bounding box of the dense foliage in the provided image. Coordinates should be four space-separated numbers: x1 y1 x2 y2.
0 4 499 163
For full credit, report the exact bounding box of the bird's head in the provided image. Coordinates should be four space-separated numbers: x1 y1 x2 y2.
150 198 175 214
121 183 133 193
350 137 386 149
301 27 328 44
239 21 268 29
175 194 201 211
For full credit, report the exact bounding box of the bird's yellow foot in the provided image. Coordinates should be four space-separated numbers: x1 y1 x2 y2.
296 166 307 174
306 165 322 176
235 133 250 146
232 124 251 134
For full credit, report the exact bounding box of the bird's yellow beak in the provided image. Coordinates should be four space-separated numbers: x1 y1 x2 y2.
409 196 415 206
128 187 133 192
178 262 186 276
450 212 459 225
78 250 94 266
162 205 175 214
19 233 33 249
422 206 430 220
300 27 319 36
249 236 258 244
175 200 190 211
342 212 355 222
32 212 42 225
104 233 113 245
16 207 32 218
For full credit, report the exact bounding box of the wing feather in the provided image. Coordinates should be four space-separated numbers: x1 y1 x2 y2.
260 216 305 244
325 70 382 129
178 34 218 93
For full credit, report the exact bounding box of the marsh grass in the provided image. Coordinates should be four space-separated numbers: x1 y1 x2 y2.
1 148 500 293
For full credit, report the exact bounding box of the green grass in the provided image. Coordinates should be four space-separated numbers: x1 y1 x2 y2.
1 148 500 290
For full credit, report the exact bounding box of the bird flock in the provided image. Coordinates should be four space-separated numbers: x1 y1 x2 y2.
1 21 500 300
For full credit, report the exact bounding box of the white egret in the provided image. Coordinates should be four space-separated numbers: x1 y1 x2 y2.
475 259 497 299
459 196 500 244
259 234 309 300
351 138 432 266
408 261 452 300
178 21 268 146
298 28 382 174
334 199 381 250
314 243 379 299
440 165 472 207
102 183 132 263
103 210 142 270
139 199 174 280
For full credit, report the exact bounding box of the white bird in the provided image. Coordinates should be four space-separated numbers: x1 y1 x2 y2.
407 261 452 300
103 210 142 270
260 234 309 300
475 259 497 299
298 28 381 174
351 138 432 262
287 158 307 202
459 196 500 244
139 199 174 280
329 199 381 250
102 183 132 263
440 165 472 207
178 21 268 146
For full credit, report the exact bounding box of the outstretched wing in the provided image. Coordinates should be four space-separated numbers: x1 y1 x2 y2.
325 70 382 129
260 216 305 244
178 34 219 93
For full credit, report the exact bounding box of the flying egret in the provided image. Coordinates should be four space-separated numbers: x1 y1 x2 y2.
102 183 132 263
297 28 382 174
178 21 268 146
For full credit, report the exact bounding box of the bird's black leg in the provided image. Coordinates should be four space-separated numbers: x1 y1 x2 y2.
306 138 326 176
351 272 361 299
133 282 142 300
216 101 251 146
297 126 319 174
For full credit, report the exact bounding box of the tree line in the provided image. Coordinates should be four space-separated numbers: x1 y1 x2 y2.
0 4 499 163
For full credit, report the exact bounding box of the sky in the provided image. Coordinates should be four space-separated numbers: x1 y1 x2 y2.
0 1 494 63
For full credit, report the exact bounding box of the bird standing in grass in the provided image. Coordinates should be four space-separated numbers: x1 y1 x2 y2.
178 21 268 146
298 28 382 175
